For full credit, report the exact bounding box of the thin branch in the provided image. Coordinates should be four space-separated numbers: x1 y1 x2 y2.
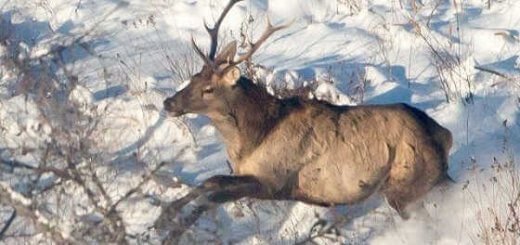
0 158 36 171
88 159 113 208
474 65 509 79
33 1 129 60
295 217 346 245
0 0 11 11
108 153 185 214
0 210 17 240
0 183 74 244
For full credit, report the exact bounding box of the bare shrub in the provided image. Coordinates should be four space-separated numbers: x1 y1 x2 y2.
409 18 474 104
335 0 365 16
157 39 200 84
465 121 520 245
0 8 186 244
0 23 124 242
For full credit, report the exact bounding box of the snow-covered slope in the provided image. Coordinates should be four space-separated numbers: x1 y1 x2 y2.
1 0 520 244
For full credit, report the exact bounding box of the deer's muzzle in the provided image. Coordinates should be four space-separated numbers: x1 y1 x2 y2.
163 96 185 117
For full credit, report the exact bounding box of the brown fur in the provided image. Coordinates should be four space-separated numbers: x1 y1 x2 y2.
159 3 452 236
164 76 453 218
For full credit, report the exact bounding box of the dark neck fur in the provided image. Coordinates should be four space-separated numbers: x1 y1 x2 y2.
210 77 295 160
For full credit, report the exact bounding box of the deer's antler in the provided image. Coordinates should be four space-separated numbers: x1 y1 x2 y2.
205 0 243 61
191 37 216 69
231 18 290 65
192 0 288 69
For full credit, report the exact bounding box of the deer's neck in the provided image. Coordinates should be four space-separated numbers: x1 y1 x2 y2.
208 79 283 163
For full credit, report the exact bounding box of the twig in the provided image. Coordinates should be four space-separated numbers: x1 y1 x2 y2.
0 210 17 240
108 151 185 214
0 183 74 244
33 1 129 60
295 217 346 245
474 66 509 79
75 0 82 14
0 0 10 11
36 164 128 243
0 158 36 171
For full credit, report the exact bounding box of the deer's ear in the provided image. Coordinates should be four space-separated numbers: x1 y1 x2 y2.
215 41 237 64
221 66 240 86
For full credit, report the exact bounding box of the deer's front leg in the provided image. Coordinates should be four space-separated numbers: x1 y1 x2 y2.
154 175 239 230
164 175 263 214
155 175 267 244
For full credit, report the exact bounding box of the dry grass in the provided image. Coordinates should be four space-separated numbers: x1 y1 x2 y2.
464 122 520 245
408 16 475 104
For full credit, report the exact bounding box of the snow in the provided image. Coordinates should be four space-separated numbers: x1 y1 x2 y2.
1 0 520 244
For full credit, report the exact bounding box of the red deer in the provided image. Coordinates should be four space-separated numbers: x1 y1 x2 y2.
157 0 453 240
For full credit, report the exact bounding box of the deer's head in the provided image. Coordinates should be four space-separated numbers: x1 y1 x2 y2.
163 0 286 118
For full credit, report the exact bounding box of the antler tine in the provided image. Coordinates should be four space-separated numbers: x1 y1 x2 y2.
205 0 244 60
231 18 290 65
191 37 216 70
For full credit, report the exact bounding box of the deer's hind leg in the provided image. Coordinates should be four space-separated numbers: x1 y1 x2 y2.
382 144 444 219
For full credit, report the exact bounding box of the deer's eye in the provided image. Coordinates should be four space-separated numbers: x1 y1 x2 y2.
202 86 214 94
